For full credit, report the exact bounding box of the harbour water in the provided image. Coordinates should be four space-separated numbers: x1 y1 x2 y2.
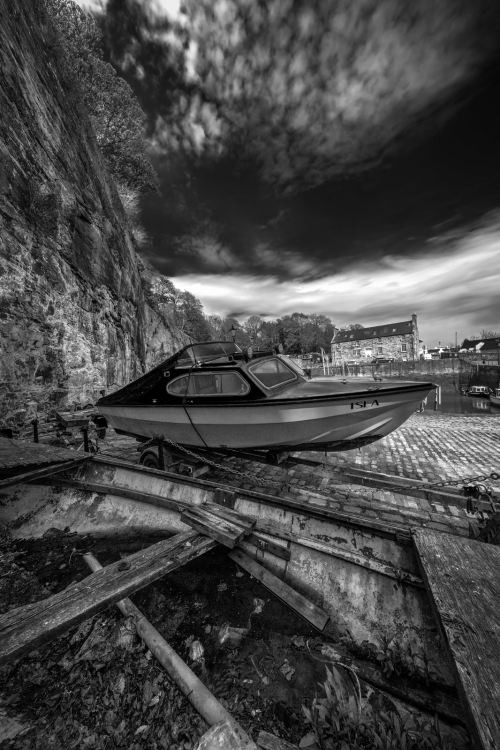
433 391 500 417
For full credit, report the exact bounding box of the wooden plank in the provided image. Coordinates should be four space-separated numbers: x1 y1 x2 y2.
244 532 291 561
414 529 500 750
257 731 298 749
0 531 216 667
228 548 329 632
180 510 242 548
0 436 88 474
205 502 255 534
0 456 92 489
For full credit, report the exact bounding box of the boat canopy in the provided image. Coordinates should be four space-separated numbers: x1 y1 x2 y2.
98 342 243 406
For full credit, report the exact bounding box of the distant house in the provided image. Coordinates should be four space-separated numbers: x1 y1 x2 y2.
331 314 419 363
459 337 500 363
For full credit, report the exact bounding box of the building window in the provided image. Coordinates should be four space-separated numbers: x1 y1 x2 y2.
377 346 383 355
364 349 372 358
354 348 361 357
401 343 407 352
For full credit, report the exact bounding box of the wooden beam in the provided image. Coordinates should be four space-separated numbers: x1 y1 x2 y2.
0 456 92 489
181 508 245 548
228 548 329 632
205 502 255 534
414 529 500 750
244 532 291 561
0 531 216 667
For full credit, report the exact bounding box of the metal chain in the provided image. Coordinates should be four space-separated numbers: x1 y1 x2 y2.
369 472 500 496
120 433 500 505
159 437 291 491
158 435 500 494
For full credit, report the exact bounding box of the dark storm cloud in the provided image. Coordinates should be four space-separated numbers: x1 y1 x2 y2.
96 0 500 195
149 0 500 194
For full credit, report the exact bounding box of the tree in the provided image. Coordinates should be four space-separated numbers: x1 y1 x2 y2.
277 313 308 354
259 320 279 348
173 291 212 341
219 318 250 347
243 315 263 345
44 0 159 193
206 315 224 340
466 330 500 341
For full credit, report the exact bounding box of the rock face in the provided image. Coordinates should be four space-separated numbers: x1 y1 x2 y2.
0 0 187 426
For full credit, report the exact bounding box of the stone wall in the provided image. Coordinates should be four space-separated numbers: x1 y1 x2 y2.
0 0 187 426
316 358 485 391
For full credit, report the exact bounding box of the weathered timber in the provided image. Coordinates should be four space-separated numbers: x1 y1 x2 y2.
181 507 246 548
245 532 291 561
204 502 255 534
84 553 251 737
414 529 500 750
0 456 92 488
0 531 216 666
253 518 423 587
228 548 329 631
257 731 299 750
37 477 187 513
0 436 85 471
89 456 415 543
195 720 258 749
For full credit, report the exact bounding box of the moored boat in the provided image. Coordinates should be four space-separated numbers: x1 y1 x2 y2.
490 387 500 407
467 385 492 397
96 342 435 454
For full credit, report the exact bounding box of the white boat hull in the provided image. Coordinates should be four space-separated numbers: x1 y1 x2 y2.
98 384 433 450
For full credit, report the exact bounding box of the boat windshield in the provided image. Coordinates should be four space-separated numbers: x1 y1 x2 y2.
279 355 306 377
249 357 297 389
177 342 242 367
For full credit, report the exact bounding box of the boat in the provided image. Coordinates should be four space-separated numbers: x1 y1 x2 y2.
490 387 500 407
467 385 492 398
96 342 435 455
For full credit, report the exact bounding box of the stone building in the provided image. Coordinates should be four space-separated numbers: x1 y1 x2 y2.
459 337 500 364
331 314 420 363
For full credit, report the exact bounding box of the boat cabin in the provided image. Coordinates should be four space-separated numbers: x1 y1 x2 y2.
468 385 492 397
98 342 307 406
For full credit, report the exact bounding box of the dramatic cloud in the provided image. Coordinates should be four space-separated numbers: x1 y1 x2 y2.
171 212 500 346
80 0 500 194
154 0 500 194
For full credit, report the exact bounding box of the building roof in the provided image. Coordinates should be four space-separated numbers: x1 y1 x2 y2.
460 337 500 352
332 320 414 344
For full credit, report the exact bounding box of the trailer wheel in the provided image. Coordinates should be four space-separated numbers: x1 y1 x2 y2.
139 447 176 471
140 450 160 469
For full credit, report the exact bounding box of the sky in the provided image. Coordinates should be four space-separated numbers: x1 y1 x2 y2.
78 0 500 347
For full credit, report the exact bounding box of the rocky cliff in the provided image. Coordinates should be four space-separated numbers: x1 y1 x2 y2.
0 0 187 426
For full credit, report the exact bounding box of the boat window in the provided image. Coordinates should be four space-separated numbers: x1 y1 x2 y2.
167 371 250 397
279 355 306 377
249 358 297 388
177 342 242 367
